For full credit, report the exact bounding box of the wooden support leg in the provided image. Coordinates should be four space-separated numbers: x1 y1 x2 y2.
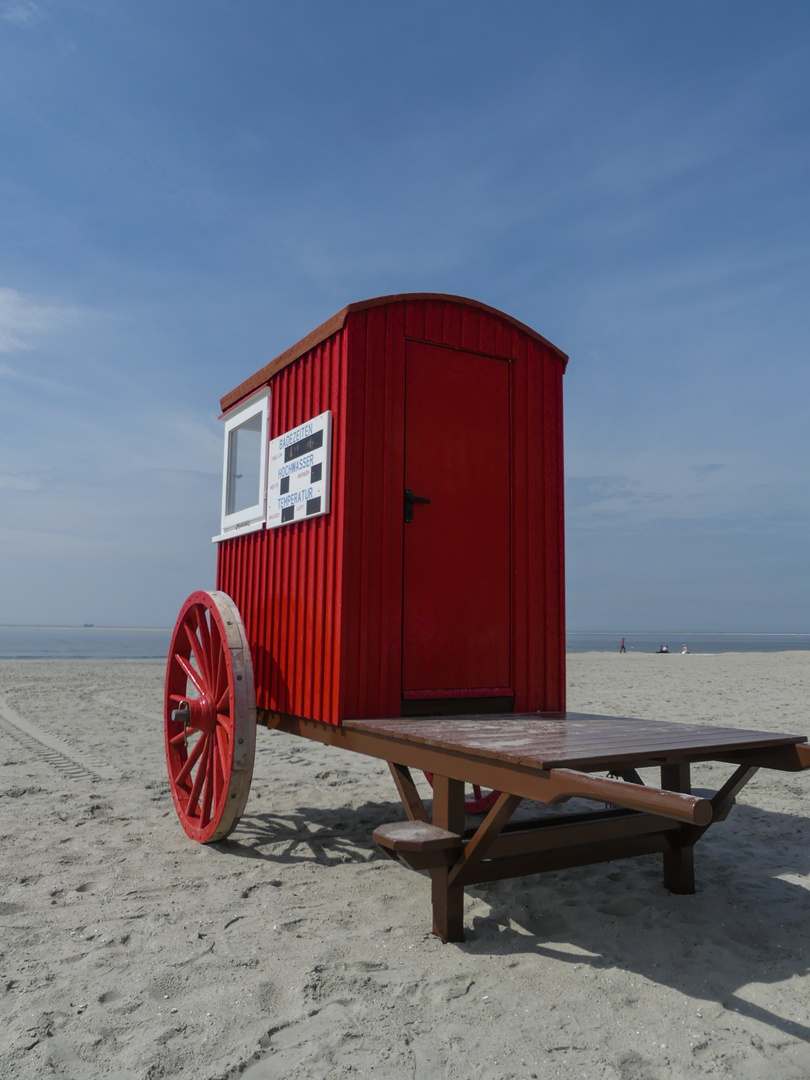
448 792 522 888
388 762 429 823
710 764 758 823
661 764 695 894
430 775 465 943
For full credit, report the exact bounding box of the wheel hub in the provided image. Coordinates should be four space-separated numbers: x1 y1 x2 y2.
181 695 216 734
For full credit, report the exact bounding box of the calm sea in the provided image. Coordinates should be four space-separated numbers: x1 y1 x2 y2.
0 626 808 660
0 626 172 660
567 632 810 655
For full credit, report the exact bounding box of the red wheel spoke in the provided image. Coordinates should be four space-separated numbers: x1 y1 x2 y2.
179 733 207 791
193 606 214 687
186 747 207 817
203 621 219 699
187 608 215 693
208 619 223 699
176 653 206 698
215 716 230 767
212 732 225 810
214 721 230 813
184 623 210 692
200 740 214 826
193 742 209 823
171 723 202 747
211 742 220 809
213 626 227 702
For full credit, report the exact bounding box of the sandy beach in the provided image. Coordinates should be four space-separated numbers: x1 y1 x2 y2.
1 651 809 1079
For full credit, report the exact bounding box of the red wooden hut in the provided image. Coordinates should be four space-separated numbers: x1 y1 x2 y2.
167 292 810 941
214 293 568 726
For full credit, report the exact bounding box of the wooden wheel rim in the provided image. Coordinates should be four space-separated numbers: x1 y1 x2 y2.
164 590 256 843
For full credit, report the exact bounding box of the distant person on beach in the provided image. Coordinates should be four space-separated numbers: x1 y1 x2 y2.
620 638 626 653
657 645 669 653
681 644 688 654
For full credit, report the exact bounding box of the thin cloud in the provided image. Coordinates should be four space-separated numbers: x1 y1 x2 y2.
0 471 40 491
0 287 84 353
691 464 728 481
566 475 669 512
0 1 43 28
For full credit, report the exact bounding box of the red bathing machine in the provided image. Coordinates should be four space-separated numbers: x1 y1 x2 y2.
167 293 810 941
214 293 568 727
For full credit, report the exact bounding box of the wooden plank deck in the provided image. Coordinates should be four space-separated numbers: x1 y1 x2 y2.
343 712 806 771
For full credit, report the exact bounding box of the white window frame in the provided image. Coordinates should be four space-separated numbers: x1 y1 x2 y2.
213 387 271 543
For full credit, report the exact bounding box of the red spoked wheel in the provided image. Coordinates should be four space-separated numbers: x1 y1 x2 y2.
423 773 501 815
164 590 256 843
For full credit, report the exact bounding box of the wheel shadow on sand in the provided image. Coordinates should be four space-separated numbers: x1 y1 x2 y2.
214 800 395 867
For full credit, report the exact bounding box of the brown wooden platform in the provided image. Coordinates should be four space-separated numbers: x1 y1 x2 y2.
269 710 810 942
344 712 806 770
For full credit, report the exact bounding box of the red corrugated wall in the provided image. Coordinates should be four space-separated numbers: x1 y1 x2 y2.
217 295 566 725
217 328 349 724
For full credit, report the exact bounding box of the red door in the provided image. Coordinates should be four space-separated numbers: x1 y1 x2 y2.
402 340 511 701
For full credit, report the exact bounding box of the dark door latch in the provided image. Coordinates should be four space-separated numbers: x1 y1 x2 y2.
404 488 431 523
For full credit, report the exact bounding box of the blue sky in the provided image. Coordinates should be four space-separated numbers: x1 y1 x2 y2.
1 1 808 631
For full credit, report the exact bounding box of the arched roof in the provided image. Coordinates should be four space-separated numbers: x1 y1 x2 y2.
221 293 567 412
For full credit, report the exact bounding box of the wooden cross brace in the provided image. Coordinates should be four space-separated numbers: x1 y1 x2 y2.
374 761 762 943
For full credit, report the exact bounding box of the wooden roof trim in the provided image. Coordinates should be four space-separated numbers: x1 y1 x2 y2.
220 293 569 413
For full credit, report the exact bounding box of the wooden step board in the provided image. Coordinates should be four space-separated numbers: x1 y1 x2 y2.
373 821 463 871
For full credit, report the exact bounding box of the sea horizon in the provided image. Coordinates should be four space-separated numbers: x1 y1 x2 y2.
3 624 808 635
0 624 171 631
0 624 808 660
567 631 810 654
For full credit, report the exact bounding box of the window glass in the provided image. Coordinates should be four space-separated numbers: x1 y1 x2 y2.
216 387 271 541
226 413 263 514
